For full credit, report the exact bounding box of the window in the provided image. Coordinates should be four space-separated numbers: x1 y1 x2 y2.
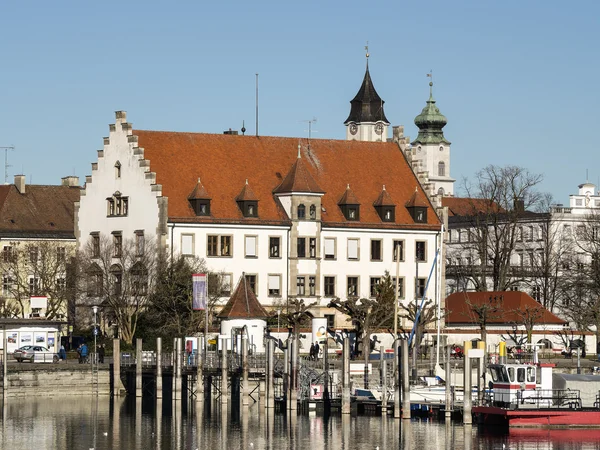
206 235 232 257
114 161 121 178
2 275 11 296
347 277 358 297
371 240 382 261
347 239 359 261
268 274 281 296
310 205 316 220
181 234 194 256
107 194 128 217
576 225 585 239
438 161 445 177
111 265 122 296
245 274 257 294
415 241 426 262
576 199 583 206
56 277 66 294
29 277 39 296
309 276 316 296
221 274 232 296
91 233 100 258
190 199 211 216
29 246 38 265
2 246 13 263
87 266 103 297
309 238 316 258
324 276 336 297
324 238 336 260
209 273 233 296
393 240 404 262
517 226 523 242
325 314 335 329
269 237 281 258
244 235 257 258
135 231 145 256
348 207 358 220
57 246 66 264
298 204 306 219
416 278 426 298
297 238 306 258
131 263 148 296
531 286 541 302
370 277 381 297
297 276 306 296
392 277 405 299
113 233 122 257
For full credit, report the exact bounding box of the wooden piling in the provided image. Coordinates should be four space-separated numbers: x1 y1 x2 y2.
381 345 387 414
463 342 472 425
156 337 162 399
394 339 400 419
136 338 143 398
113 339 121 397
173 338 182 401
401 339 410 419
445 344 452 419
221 337 228 404
196 337 203 399
342 336 351 414
290 337 298 411
242 333 249 406
267 339 275 409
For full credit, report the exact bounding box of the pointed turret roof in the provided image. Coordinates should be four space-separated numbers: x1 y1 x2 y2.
344 64 390 125
235 179 259 201
218 275 270 319
273 147 325 194
412 82 450 146
405 187 429 208
188 178 211 200
338 184 360 205
373 185 394 206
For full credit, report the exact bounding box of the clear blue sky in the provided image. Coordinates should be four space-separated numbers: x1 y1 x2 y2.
1 1 598 204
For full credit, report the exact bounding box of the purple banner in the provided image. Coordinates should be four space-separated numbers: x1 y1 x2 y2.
192 273 207 310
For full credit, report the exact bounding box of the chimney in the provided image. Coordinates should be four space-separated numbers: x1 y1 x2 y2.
61 176 80 187
223 128 238 135
14 175 25 194
513 197 525 212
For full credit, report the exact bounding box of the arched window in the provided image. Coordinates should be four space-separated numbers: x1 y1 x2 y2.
110 264 123 296
438 187 445 196
309 204 316 220
438 161 445 177
86 263 103 297
297 204 306 219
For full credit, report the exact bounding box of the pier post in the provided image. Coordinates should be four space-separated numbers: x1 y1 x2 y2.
220 336 228 404
267 338 275 409
156 337 162 399
113 339 121 397
401 339 410 419
196 337 203 399
381 345 387 414
498 341 506 365
136 338 143 398
463 341 472 425
394 339 400 419
3 330 7 397
445 344 452 419
290 336 298 411
242 333 249 406
283 346 289 410
477 341 485 405
173 338 182 401
342 336 351 414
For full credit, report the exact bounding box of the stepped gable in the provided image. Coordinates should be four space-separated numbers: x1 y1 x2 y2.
188 178 211 200
218 276 270 319
446 291 566 326
273 151 324 194
0 184 80 239
132 130 440 229
405 187 429 208
373 185 394 206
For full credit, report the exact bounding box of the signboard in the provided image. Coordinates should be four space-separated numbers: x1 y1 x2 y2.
192 273 207 310
310 384 323 400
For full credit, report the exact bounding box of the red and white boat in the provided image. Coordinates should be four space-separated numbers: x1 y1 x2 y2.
474 362 600 427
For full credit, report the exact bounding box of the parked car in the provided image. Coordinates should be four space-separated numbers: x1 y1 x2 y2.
13 345 59 363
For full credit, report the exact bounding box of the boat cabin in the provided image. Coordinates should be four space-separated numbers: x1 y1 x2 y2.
488 363 537 407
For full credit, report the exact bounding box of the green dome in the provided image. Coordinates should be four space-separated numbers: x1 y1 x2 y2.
412 83 450 146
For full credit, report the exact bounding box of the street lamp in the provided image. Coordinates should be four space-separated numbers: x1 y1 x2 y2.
92 305 98 365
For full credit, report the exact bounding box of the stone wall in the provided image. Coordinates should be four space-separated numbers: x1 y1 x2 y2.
1 367 111 397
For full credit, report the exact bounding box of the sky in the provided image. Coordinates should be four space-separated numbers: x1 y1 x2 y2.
0 1 598 205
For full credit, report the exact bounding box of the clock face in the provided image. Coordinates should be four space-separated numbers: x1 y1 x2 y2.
374 123 384 135
349 123 358 135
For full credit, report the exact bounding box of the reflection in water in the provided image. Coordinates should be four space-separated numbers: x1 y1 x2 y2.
2 396 600 449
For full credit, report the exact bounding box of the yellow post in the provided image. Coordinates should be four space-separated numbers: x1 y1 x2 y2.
463 340 472 356
499 341 506 364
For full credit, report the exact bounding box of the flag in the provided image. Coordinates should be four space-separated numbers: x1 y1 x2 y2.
192 273 207 310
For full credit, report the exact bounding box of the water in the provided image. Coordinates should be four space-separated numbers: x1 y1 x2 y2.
2 397 600 450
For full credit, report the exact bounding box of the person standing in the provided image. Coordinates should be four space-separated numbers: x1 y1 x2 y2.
59 344 67 362
314 341 320 360
80 343 88 364
98 344 105 364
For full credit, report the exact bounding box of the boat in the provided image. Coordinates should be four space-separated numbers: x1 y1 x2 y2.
473 362 600 428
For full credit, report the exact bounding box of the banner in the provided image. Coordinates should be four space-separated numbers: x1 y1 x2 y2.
192 273 207 310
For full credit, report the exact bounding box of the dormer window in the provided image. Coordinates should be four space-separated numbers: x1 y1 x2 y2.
236 179 259 218
298 204 306 219
310 205 316 220
348 207 358 220
374 185 395 222
245 202 258 217
405 187 428 224
190 199 211 216
338 184 360 221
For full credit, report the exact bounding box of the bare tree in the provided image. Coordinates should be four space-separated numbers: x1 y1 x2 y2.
0 241 74 319
450 165 545 292
463 293 504 345
77 235 160 345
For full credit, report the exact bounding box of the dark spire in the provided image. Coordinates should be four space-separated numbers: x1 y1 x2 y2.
344 65 390 125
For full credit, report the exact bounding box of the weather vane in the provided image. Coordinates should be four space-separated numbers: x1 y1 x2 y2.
365 41 369 59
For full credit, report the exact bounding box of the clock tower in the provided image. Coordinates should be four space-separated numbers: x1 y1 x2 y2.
344 51 389 142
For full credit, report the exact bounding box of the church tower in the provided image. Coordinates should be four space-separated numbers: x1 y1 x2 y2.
344 50 390 142
411 81 455 196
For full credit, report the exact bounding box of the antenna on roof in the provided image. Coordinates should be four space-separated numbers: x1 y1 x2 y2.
0 146 15 184
241 120 246 136
301 117 318 140
255 74 259 137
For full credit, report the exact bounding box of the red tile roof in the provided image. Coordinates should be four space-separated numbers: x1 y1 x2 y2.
445 291 566 326
188 178 211 200
135 131 440 229
0 184 80 239
218 276 270 319
273 155 325 194
442 197 504 217
338 184 360 205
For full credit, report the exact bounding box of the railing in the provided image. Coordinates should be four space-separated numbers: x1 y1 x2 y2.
482 389 583 409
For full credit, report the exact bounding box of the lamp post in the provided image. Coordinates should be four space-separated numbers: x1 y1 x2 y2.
92 305 98 365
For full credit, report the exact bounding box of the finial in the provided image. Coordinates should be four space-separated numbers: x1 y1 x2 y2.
198 177 201 183
427 70 433 97
383 185 386 191
365 41 369 67
415 186 418 193
347 183 350 190
241 120 246 135
297 143 301 159
245 179 248 185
